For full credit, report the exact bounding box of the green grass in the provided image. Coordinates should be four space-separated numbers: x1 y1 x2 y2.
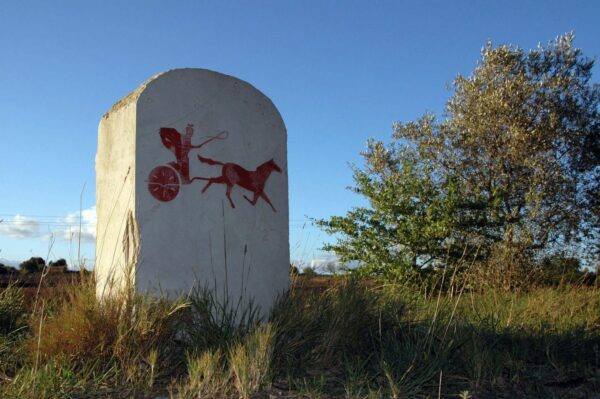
0 275 598 398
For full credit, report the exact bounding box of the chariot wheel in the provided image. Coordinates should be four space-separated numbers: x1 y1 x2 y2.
147 166 180 202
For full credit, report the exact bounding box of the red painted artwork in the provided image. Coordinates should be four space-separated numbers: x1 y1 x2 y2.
147 123 281 210
147 165 180 202
147 124 227 202
193 156 282 212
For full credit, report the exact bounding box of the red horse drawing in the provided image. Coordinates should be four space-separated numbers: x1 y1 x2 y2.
193 155 282 211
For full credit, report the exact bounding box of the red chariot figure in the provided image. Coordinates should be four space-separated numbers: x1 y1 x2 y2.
147 125 227 202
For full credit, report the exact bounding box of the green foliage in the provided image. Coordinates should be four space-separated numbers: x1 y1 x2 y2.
289 264 299 276
19 257 45 274
318 34 600 280
301 266 317 277
48 258 67 268
538 254 584 286
0 264 17 275
436 34 599 253
316 159 463 280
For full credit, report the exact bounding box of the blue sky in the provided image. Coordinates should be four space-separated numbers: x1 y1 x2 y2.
1 1 599 268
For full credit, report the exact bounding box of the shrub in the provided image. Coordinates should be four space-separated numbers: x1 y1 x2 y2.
0 264 18 275
301 266 317 277
48 259 67 267
19 257 45 274
538 255 583 286
469 242 539 291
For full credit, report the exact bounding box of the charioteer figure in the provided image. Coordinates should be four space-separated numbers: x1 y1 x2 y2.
147 124 228 202
160 124 227 184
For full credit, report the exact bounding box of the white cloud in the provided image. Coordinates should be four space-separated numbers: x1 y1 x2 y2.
59 206 96 243
309 253 340 273
303 253 360 274
0 207 96 244
0 214 41 238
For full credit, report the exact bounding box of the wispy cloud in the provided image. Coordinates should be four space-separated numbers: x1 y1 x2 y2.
0 214 41 238
58 206 96 243
0 207 96 243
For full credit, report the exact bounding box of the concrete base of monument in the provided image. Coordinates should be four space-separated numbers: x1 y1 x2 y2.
95 68 290 318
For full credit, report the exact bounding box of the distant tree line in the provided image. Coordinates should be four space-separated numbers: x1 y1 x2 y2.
0 257 68 275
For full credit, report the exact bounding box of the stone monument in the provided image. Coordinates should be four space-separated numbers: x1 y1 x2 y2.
95 69 289 316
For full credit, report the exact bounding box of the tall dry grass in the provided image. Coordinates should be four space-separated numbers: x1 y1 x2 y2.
0 271 598 398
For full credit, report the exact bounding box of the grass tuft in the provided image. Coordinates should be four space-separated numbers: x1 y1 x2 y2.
229 323 274 398
172 348 227 399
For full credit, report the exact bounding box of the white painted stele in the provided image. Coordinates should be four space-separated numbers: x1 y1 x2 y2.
96 69 289 317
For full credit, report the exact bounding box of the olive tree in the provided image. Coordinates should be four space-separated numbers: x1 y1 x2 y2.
318 34 599 280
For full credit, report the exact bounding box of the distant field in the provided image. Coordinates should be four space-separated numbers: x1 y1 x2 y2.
0 272 331 301
0 271 82 287
0 271 84 303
